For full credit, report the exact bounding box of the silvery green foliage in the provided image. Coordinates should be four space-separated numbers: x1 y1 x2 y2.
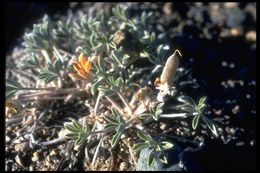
6 4 219 170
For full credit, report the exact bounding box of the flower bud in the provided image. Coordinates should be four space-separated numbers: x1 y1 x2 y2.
160 50 182 85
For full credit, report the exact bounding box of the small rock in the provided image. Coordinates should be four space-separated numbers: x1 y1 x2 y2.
230 128 236 135
246 31 256 42
232 105 240 114
246 94 251 99
250 140 255 146
6 136 11 143
224 2 238 9
236 141 245 146
227 79 235 88
119 162 127 171
229 63 235 69
230 27 242 36
222 61 228 67
160 123 167 131
163 2 172 15
32 151 40 162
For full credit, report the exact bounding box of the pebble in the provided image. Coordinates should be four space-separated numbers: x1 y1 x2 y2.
32 151 40 162
246 31 256 42
229 63 235 69
222 61 227 67
232 105 240 114
230 28 241 36
230 128 236 135
119 162 127 171
6 136 11 143
246 94 251 99
250 140 255 146
29 165 34 171
160 123 167 130
227 80 235 88
213 109 222 116
224 115 230 119
236 141 245 146
162 2 172 15
224 2 238 9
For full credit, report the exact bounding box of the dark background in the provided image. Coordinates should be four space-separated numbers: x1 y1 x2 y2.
5 3 70 54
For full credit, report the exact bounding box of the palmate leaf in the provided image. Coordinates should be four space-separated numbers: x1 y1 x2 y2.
64 119 90 147
38 69 58 85
64 123 79 133
6 79 22 99
65 132 79 140
112 5 128 22
21 53 39 70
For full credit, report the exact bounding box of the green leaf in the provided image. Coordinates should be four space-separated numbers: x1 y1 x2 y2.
91 78 103 95
65 132 79 139
147 150 155 167
38 69 58 85
181 104 196 113
159 152 168 164
192 114 201 130
6 79 21 89
72 119 83 131
21 53 39 70
156 103 164 110
199 96 207 106
155 109 163 117
64 123 79 133
6 89 17 100
161 141 174 149
133 143 150 152
178 95 197 108
104 115 119 125
137 132 152 141
6 79 22 99
149 106 156 114
115 123 125 132
111 107 120 118
111 131 123 149
75 135 85 146
104 124 117 131
201 115 218 137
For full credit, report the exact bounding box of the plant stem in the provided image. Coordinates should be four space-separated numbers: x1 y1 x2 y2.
159 113 187 118
105 96 125 115
94 92 101 116
117 92 132 115
37 137 68 147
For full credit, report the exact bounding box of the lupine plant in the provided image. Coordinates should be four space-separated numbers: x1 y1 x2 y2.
6 4 217 170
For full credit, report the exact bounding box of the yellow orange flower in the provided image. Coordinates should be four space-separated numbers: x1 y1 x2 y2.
68 52 93 81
